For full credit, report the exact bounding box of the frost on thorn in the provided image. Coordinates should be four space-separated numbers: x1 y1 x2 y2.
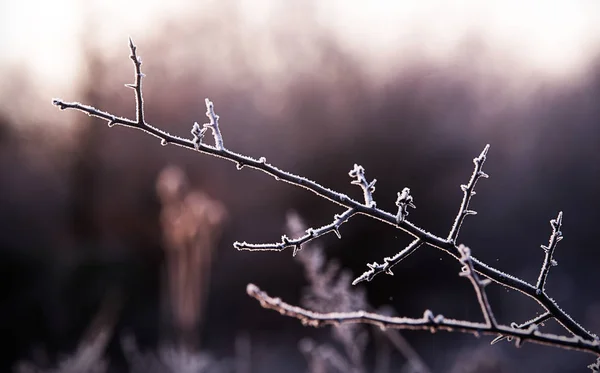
203 98 224 150
349 164 377 207
535 211 564 293
395 187 415 224
474 144 490 168
589 357 600 372
191 122 206 149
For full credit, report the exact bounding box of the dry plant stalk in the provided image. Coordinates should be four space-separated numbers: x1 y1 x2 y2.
53 39 600 371
156 165 227 348
15 291 121 373
288 212 431 373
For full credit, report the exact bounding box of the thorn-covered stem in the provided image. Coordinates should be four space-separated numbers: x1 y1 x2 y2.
246 284 600 356
204 98 224 150
491 312 552 345
536 212 563 293
234 208 357 255
353 238 423 285
349 164 377 207
447 144 489 243
128 37 145 126
458 245 497 328
52 39 597 345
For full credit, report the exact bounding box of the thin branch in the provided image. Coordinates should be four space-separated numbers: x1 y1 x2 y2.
52 39 597 344
352 238 423 285
349 164 377 207
535 211 563 293
233 208 357 256
126 37 146 126
246 284 600 355
447 144 489 244
457 245 497 328
491 312 552 345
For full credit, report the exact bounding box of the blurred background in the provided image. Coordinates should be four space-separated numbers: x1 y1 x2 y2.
1 0 600 372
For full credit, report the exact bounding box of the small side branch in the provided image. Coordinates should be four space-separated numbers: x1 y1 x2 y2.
458 245 497 328
395 187 415 224
535 212 563 294
491 312 552 345
203 98 224 150
246 284 600 355
352 238 423 285
447 145 489 243
349 164 377 207
589 357 600 372
234 208 357 256
126 37 146 126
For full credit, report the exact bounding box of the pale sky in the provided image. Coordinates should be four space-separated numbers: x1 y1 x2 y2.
1 0 599 101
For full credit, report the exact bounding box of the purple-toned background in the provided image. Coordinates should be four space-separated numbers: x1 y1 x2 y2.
1 1 599 372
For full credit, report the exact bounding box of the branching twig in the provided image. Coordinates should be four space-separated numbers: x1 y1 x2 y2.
53 39 600 367
536 212 563 294
349 164 377 208
447 145 489 244
457 245 497 328
246 284 600 354
491 312 552 345
233 208 357 256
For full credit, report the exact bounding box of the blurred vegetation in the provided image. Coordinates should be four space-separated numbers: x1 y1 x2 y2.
1 2 600 372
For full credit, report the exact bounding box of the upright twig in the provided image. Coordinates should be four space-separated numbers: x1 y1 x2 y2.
457 245 497 328
447 145 489 244
535 211 563 294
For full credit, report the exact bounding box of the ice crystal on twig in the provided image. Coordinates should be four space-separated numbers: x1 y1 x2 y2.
535 212 564 294
447 145 489 243
349 164 377 207
458 245 497 328
395 187 415 224
203 99 224 150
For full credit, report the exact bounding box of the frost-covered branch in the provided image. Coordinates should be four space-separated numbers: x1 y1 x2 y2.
233 208 357 256
246 284 600 355
536 212 563 293
349 164 377 207
395 187 416 224
352 238 423 285
53 39 600 368
447 145 489 243
491 312 552 345
457 245 497 328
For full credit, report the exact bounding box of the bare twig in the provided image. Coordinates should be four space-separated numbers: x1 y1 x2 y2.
53 39 600 367
491 312 552 345
352 238 423 285
447 145 489 243
349 164 377 207
246 284 600 355
536 211 563 293
234 207 356 256
457 245 497 328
